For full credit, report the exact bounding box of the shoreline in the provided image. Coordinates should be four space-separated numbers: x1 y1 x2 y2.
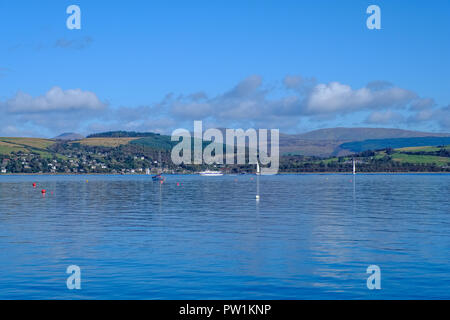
1 172 449 176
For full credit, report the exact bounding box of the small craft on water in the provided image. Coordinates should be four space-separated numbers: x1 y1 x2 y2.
152 151 165 182
199 170 223 176
152 174 165 182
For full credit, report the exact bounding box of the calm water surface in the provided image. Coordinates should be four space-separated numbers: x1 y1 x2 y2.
0 174 449 299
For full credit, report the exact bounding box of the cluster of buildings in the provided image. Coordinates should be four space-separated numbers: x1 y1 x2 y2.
0 151 168 175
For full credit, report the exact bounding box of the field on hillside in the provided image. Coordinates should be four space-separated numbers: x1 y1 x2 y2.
341 137 450 153
391 153 449 165
73 137 140 147
0 141 29 154
315 145 450 167
371 146 450 166
396 145 450 152
0 137 55 149
0 138 55 157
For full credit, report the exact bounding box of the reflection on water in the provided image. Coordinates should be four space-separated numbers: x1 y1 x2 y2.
0 174 449 299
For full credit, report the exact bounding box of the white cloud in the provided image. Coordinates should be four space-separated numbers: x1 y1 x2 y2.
0 67 11 78
4 87 106 113
0 87 107 137
408 104 450 131
171 102 213 120
366 110 404 125
283 75 303 89
164 76 425 131
305 82 416 115
436 106 450 131
410 98 436 110
224 75 263 98
54 37 93 50
0 76 447 137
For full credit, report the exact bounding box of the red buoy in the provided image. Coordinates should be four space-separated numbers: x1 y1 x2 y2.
177 182 180 186
32 183 36 188
41 189 46 194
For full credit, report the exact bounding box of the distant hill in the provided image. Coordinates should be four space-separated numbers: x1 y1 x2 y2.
87 131 161 138
54 133 85 141
56 128 450 158
340 136 450 153
291 127 450 141
278 127 450 157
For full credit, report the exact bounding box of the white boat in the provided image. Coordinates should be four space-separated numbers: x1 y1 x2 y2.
256 160 261 175
199 170 223 176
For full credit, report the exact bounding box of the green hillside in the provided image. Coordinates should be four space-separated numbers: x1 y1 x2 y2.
131 135 176 150
340 137 450 153
288 145 450 173
396 145 450 152
391 153 449 165
0 138 56 158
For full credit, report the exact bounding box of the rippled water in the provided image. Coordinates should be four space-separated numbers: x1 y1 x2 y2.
0 174 449 299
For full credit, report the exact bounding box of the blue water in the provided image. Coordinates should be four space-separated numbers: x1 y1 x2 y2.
0 174 449 299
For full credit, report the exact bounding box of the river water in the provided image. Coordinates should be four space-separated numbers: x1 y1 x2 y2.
0 174 448 299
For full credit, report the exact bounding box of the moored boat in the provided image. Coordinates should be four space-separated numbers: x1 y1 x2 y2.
152 174 165 181
199 170 223 176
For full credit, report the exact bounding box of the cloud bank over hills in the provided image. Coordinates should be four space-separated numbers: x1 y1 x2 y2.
0 75 448 137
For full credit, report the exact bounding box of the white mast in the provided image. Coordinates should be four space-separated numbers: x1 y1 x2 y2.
256 159 260 200
352 158 356 175
158 151 162 174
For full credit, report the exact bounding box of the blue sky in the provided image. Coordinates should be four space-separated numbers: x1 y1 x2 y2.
0 0 449 137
